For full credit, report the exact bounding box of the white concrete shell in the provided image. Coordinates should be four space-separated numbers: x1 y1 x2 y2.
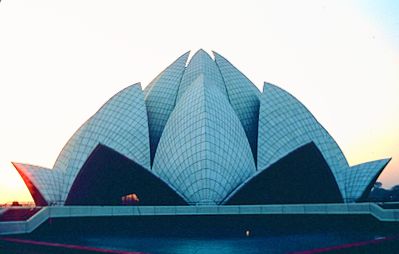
53 84 151 203
144 51 190 163
214 51 260 162
153 75 256 205
11 50 391 206
12 163 63 205
345 159 391 202
257 82 350 199
176 50 228 102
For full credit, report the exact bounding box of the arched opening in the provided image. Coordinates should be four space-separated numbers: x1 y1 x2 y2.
225 142 343 205
65 144 187 206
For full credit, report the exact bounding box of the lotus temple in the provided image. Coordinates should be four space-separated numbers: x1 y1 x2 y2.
12 50 391 207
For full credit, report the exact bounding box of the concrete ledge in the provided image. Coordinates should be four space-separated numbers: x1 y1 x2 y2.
49 206 70 217
218 206 240 214
196 206 219 214
112 206 134 216
136 206 155 215
69 207 92 217
262 205 283 213
175 206 196 214
326 204 348 214
0 221 26 235
90 206 113 216
239 205 262 214
282 205 305 214
154 206 175 215
2 203 399 235
26 208 49 233
347 203 370 213
304 205 327 213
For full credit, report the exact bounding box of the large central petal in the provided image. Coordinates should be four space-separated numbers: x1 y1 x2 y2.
153 75 256 205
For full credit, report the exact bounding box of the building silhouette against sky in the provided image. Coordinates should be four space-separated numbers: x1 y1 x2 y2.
11 50 391 206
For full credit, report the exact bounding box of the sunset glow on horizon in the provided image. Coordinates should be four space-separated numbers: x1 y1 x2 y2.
0 0 398 204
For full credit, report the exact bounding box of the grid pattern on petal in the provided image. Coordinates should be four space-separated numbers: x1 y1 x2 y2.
153 76 256 205
257 83 349 198
13 163 63 205
53 84 150 203
176 50 227 103
345 159 390 202
144 52 189 163
214 52 260 162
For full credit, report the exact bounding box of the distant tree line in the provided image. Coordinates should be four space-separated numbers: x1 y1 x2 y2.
368 182 399 202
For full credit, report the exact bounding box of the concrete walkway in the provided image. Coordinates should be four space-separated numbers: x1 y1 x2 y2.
1 203 399 235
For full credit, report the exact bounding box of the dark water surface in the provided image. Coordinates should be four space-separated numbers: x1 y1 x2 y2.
70 232 388 254
16 215 399 254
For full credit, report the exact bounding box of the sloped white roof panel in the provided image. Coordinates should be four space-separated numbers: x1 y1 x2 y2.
12 163 63 205
153 75 256 205
53 84 150 203
345 158 391 202
144 52 189 162
176 50 227 102
214 51 260 162
257 82 350 198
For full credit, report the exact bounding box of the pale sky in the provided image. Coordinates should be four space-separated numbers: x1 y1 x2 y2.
0 0 398 204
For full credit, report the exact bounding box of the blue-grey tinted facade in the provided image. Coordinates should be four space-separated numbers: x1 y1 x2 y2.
153 75 255 205
52 84 151 204
345 159 391 202
214 52 260 163
144 52 190 164
257 83 350 200
176 50 228 103
11 50 391 206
